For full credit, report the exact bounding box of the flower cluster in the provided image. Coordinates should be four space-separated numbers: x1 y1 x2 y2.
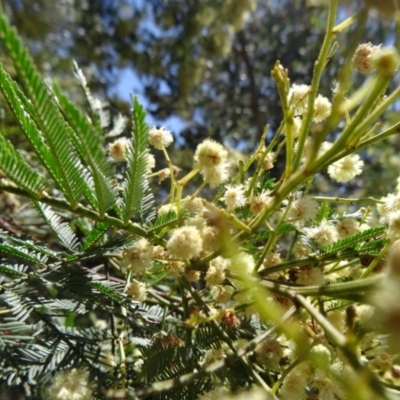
41 369 92 400
114 39 399 399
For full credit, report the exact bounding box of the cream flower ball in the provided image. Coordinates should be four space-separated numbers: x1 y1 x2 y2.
194 139 228 169
167 226 203 259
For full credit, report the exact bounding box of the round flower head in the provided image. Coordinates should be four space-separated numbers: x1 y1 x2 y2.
311 372 338 400
318 141 334 157
182 196 204 214
313 94 332 123
255 337 283 370
306 220 338 246
127 281 146 302
327 154 364 183
148 126 173 150
261 151 275 170
337 217 359 238
213 285 235 303
158 168 170 183
205 257 227 287
355 304 374 328
279 366 308 400
287 83 310 114
296 265 324 286
293 242 312 258
201 164 229 188
167 226 203 259
221 308 240 329
167 260 185 277
249 190 272 216
194 139 228 169
352 42 381 75
202 226 220 252
296 138 333 162
378 192 400 221
230 251 255 273
145 153 156 173
122 238 153 274
108 138 128 162
184 216 207 232
41 368 92 400
222 184 246 211
287 196 319 222
262 252 283 269
184 269 201 282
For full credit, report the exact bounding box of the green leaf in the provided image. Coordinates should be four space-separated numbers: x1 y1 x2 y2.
249 223 297 242
53 83 119 217
121 97 154 224
0 134 47 198
33 202 79 252
79 222 109 251
320 226 387 255
0 14 90 208
0 264 27 278
147 209 181 232
0 65 61 189
0 230 60 261
88 281 125 303
0 243 44 264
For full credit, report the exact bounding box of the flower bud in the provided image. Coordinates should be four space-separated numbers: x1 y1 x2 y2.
373 47 400 78
309 344 331 369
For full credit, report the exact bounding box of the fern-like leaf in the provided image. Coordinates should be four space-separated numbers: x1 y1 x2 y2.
3 288 39 322
79 222 109 251
53 83 119 217
33 202 79 252
0 263 28 279
320 226 387 254
0 65 62 188
0 243 44 265
0 133 47 198
121 97 154 224
249 223 297 242
0 14 90 208
147 210 180 232
0 231 60 262
88 281 125 303
195 324 224 350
